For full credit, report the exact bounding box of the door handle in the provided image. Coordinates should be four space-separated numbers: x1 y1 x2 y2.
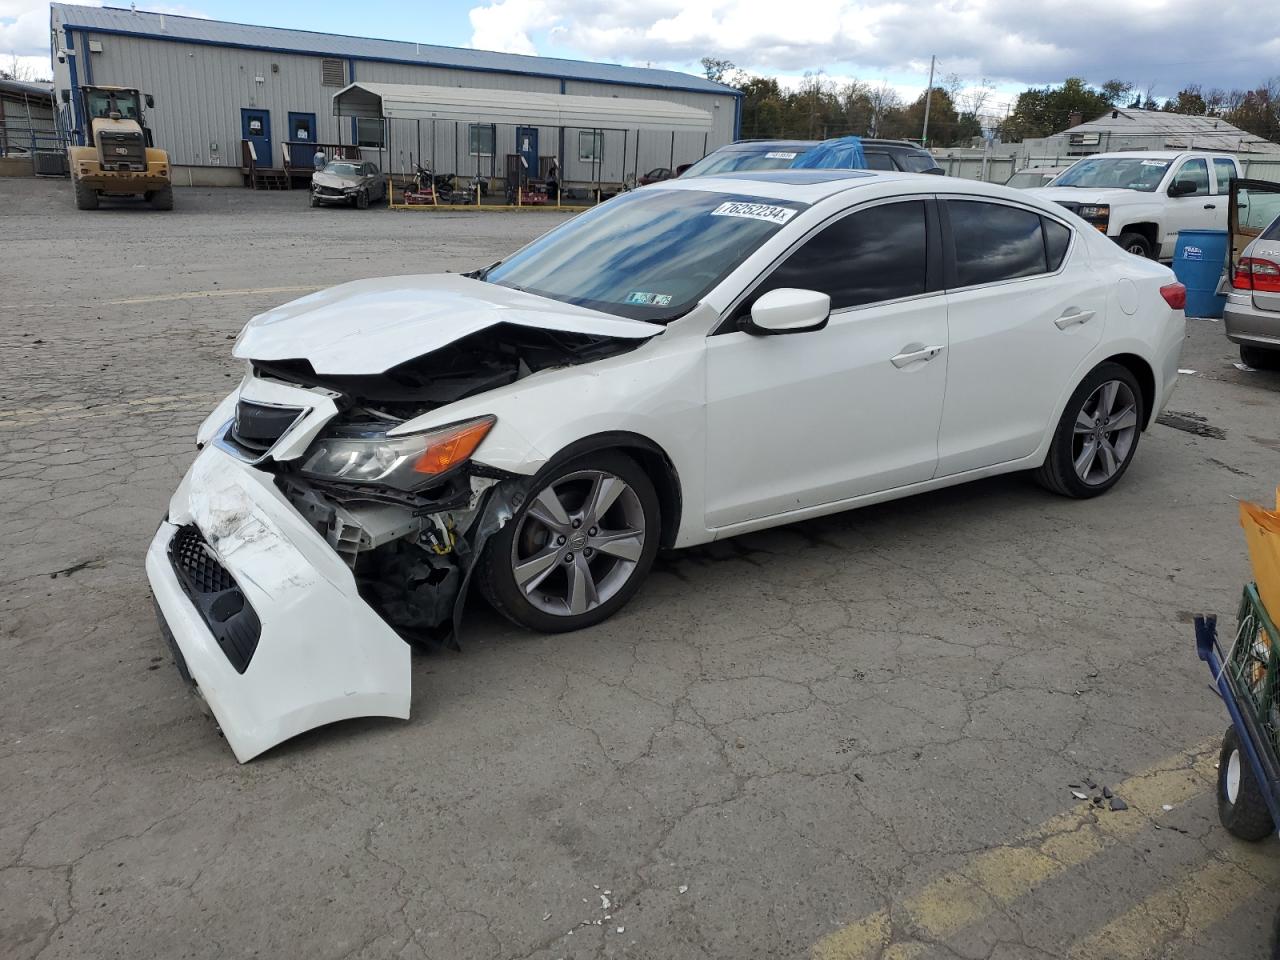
1204 203 1216 209
890 345 944 368
1054 309 1095 330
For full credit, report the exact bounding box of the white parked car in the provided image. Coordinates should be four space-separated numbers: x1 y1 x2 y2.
147 170 1187 760
1029 150 1243 260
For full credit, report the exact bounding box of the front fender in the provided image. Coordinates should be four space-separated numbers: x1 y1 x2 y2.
394 337 709 545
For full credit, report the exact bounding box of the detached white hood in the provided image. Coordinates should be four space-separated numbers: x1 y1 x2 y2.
234 274 662 375
1028 186 1152 206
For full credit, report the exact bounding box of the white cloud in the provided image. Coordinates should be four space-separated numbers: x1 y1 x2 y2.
468 0 551 56
0 0 71 59
466 0 1280 97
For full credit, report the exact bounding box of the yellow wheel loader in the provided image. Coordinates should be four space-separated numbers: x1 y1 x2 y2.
68 85 173 210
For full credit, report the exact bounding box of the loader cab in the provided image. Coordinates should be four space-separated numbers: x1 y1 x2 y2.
80 87 154 148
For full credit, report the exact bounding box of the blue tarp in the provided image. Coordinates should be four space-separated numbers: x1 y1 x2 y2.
792 136 867 170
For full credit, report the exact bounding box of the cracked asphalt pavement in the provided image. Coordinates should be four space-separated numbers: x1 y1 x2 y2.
3 179 1280 960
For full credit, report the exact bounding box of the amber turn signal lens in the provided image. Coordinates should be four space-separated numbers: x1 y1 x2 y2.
412 417 496 475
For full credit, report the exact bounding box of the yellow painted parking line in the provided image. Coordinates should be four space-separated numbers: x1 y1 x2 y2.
105 285 320 305
1068 847 1280 959
813 740 1218 960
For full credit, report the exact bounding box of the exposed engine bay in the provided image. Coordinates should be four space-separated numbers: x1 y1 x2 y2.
227 323 643 647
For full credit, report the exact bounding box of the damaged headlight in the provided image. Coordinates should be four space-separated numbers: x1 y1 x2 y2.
300 416 495 490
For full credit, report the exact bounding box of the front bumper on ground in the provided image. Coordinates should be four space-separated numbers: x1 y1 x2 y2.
1223 291 1280 352
145 445 410 762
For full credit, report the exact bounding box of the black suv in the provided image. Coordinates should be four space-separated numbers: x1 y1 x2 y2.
678 138 943 178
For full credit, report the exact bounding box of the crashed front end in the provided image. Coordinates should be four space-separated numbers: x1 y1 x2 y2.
146 276 658 761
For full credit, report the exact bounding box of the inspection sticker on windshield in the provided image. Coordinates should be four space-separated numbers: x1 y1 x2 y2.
711 201 797 225
626 291 673 306
764 151 797 160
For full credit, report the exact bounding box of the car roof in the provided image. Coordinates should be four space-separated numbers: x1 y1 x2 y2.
650 169 1064 207
715 138 930 154
716 139 817 152
1082 150 1235 161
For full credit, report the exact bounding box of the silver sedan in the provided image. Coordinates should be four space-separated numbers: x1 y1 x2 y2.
310 160 386 209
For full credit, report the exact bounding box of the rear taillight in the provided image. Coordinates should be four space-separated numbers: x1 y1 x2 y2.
1160 282 1187 310
1234 257 1280 293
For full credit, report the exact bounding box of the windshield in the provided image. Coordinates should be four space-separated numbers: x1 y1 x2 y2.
85 89 141 120
1052 157 1171 192
484 189 806 321
681 146 809 179
1005 171 1053 188
323 162 363 177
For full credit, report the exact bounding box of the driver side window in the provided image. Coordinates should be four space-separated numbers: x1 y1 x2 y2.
749 201 928 311
1174 158 1210 196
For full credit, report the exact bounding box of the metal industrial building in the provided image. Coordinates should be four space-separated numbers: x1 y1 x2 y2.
48 2 740 187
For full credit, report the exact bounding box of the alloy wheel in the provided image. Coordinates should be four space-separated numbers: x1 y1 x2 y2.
1072 379 1139 485
510 469 646 617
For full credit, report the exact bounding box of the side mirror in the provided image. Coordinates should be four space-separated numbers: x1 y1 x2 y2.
145 94 155 108
1168 179 1197 197
742 288 831 335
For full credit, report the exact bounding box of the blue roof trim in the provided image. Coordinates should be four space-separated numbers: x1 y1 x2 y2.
51 4 742 100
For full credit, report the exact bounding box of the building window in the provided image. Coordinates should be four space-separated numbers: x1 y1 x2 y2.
320 58 345 87
356 118 384 148
469 123 495 157
578 130 603 162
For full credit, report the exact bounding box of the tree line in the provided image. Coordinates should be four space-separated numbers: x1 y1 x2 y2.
701 59 1280 147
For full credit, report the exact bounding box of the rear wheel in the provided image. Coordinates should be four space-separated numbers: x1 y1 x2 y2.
149 185 174 210
73 179 98 210
1035 362 1143 498
1117 231 1153 259
1218 725 1275 841
479 452 660 633
1240 344 1280 370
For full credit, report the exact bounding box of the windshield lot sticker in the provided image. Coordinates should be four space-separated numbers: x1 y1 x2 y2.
764 152 798 159
626 292 673 306
1141 160 1166 166
711 201 797 225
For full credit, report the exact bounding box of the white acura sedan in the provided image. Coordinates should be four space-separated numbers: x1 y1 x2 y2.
147 170 1186 760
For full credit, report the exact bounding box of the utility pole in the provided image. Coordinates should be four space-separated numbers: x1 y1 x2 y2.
921 54 935 145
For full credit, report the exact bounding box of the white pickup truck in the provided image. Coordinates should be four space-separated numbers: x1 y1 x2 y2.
1028 150 1243 260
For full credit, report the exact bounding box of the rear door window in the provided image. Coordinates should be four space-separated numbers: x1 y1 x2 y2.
1214 158 1236 194
1043 218 1072 271
753 200 928 309
863 152 894 171
946 200 1048 287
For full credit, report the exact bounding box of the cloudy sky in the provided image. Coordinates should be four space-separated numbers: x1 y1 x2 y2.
5 0 1279 109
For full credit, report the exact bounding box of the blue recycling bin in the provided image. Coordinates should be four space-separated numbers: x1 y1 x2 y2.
1172 229 1229 319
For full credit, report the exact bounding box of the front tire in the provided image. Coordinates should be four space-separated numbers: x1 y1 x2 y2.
1217 725 1275 841
73 179 98 210
1117 231 1153 259
149 184 174 210
356 189 369 210
1035 361 1143 498
479 452 661 633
